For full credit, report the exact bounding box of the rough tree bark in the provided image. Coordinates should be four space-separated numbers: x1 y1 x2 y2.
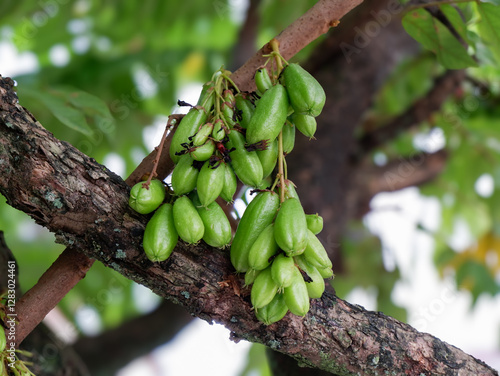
0 76 496 375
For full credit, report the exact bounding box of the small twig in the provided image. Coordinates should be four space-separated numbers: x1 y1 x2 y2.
144 116 179 186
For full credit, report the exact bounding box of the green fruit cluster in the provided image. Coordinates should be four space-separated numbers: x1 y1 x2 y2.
129 50 333 324
232 189 333 324
227 55 332 324
129 177 232 262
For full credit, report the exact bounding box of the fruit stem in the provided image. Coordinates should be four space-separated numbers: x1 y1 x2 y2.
221 71 241 94
145 119 171 187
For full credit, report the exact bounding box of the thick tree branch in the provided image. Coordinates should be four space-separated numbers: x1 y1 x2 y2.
353 69 465 159
351 150 448 218
73 301 191 375
0 78 496 375
357 149 448 197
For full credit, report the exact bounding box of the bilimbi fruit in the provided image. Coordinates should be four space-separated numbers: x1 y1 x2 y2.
130 48 333 325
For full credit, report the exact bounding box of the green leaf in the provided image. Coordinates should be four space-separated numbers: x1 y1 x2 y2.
373 54 436 117
402 8 478 69
440 4 472 45
20 87 94 137
475 2 500 63
456 261 499 305
238 344 271 376
58 87 114 119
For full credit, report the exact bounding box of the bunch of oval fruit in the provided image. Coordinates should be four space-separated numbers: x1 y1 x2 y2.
128 44 333 324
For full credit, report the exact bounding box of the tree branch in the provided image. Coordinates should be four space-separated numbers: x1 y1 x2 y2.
351 150 448 218
230 0 364 92
0 77 496 375
353 69 465 159
73 301 191 375
357 149 448 197
15 247 95 347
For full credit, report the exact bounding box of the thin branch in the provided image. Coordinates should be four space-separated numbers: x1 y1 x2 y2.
0 76 496 376
15 248 95 347
353 69 465 159
230 0 364 91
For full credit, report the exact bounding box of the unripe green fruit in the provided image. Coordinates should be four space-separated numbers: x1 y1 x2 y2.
282 121 296 154
220 162 237 203
292 113 317 139
303 230 332 270
283 179 300 202
274 198 308 256
283 267 310 316
196 161 225 207
247 223 279 271
271 253 297 290
318 267 334 279
235 94 255 129
283 63 326 117
173 196 205 244
230 191 280 272
251 266 279 309
170 85 214 163
246 84 289 144
193 195 232 248
190 139 216 161
171 154 199 196
257 138 278 179
227 129 263 187
294 256 325 299
254 68 273 94
212 119 226 141
0 325 6 352
192 122 214 146
143 203 178 262
256 293 289 325
295 254 334 279
306 213 323 235
129 179 165 214
244 268 260 286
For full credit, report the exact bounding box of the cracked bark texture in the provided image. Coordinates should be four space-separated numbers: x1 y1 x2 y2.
0 76 497 375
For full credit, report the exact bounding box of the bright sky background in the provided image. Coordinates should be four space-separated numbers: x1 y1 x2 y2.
1 29 499 375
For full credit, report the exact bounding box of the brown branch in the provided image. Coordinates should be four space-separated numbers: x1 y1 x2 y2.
353 69 465 159
1 78 496 376
351 150 448 218
358 149 448 196
15 248 94 348
230 0 364 91
230 0 261 70
73 300 191 375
